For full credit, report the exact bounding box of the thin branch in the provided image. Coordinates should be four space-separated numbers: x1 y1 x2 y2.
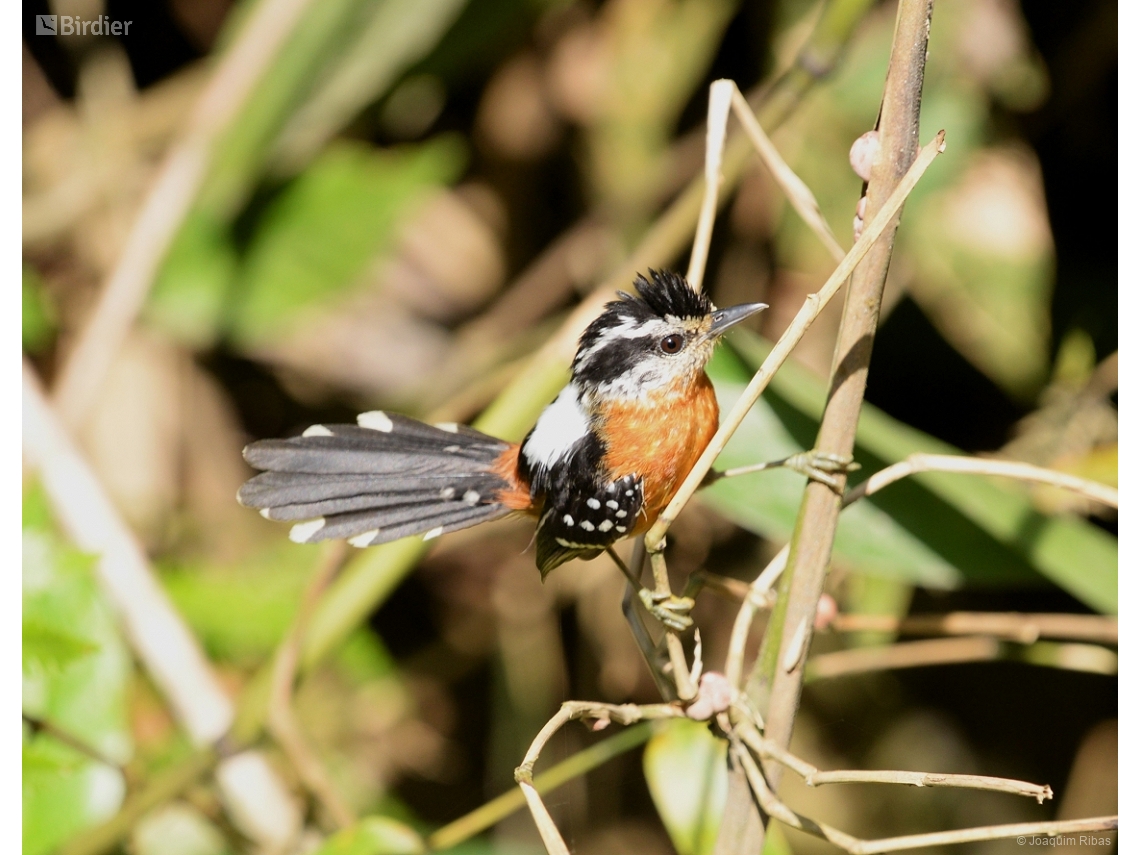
845 453 1118 508
829 612 1118 645
51 0 318 430
686 79 734 290
724 545 788 689
730 736 1116 855
56 747 218 855
646 130 945 551
733 717 1052 802
22 713 124 771
428 723 653 851
515 702 684 855
805 636 1118 681
728 86 845 261
267 542 354 830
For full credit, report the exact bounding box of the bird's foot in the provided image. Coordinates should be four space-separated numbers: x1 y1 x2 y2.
783 450 860 491
638 589 695 632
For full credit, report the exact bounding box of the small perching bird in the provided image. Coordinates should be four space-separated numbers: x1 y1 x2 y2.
239 270 765 620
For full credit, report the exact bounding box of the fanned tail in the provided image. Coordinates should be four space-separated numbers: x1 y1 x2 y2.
238 411 517 547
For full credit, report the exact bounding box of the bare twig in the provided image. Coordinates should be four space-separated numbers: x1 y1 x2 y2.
267 542 354 830
56 748 219 855
646 130 945 553
23 362 301 852
724 545 788 689
845 453 1118 508
730 737 1115 855
22 713 124 771
686 79 734 290
805 636 1118 680
829 612 1118 644
515 702 684 855
733 718 1052 802
428 723 653 851
51 0 317 430
728 86 845 261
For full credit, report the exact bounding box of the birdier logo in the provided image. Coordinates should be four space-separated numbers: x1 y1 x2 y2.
36 15 132 36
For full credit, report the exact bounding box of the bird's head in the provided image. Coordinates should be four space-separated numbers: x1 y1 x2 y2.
571 270 766 403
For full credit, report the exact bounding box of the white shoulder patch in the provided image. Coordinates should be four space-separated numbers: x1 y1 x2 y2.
522 383 590 470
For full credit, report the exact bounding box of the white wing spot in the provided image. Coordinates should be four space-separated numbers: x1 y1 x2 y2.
615 510 627 519
587 498 601 509
626 490 635 497
423 526 444 541
349 529 379 548
598 520 613 532
289 518 326 543
606 500 619 510
563 514 574 525
463 490 480 505
259 508 273 519
435 422 459 433
358 411 394 432
444 445 461 453
440 487 456 499
580 520 595 532
302 424 333 437
615 525 627 533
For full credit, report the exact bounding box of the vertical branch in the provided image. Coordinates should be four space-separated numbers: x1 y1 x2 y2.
759 0 933 746
717 1 934 850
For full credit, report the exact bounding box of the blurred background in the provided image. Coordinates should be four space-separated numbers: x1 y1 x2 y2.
22 1 1117 854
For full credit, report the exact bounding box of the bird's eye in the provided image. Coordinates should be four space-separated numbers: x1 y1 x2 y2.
659 334 684 354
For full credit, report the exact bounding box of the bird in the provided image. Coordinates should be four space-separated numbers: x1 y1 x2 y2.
238 270 766 624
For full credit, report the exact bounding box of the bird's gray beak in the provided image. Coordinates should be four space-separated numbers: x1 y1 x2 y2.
708 302 767 337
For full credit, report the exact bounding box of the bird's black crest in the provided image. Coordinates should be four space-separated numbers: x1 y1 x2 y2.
625 269 712 320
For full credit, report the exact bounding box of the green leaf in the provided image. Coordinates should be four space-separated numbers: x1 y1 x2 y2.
159 543 318 663
311 816 426 855
705 333 1116 613
643 719 727 855
147 211 239 348
23 489 132 855
22 621 99 675
228 138 465 344
22 265 56 353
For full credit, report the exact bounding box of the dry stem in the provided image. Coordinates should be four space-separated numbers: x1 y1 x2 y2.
646 130 945 552
729 737 1115 855
267 542 354 830
51 0 317 430
733 717 1052 802
829 612 1117 644
515 702 684 854
805 636 1118 680
846 453 1118 508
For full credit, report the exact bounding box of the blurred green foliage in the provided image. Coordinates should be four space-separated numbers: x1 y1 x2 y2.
23 488 132 855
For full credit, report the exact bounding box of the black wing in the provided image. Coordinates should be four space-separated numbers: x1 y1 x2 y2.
534 473 643 577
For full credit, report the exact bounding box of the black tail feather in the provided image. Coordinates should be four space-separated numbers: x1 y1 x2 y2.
239 412 516 547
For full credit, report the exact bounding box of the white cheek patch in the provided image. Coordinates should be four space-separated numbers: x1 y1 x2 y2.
522 383 590 470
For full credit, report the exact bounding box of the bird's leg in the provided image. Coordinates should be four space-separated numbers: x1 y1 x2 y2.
606 546 694 632
708 451 860 493
620 582 676 700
